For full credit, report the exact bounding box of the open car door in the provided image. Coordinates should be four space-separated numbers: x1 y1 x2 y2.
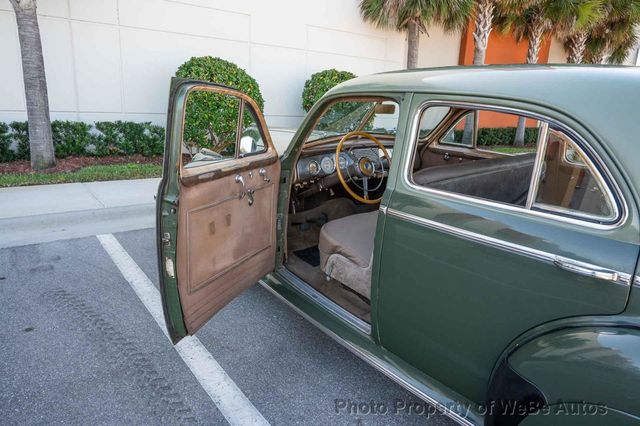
157 78 280 343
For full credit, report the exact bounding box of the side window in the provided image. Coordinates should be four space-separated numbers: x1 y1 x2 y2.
410 104 620 224
413 106 541 207
182 89 240 167
182 89 266 168
533 128 615 220
476 110 539 155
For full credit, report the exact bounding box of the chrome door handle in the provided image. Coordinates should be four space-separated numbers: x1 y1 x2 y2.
553 256 619 282
235 175 245 200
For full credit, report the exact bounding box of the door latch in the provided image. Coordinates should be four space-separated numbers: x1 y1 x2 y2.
162 232 171 247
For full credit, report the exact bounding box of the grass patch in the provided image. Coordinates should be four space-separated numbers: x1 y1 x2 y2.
0 163 162 187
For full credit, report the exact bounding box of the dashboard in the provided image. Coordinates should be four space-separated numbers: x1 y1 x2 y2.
295 148 390 184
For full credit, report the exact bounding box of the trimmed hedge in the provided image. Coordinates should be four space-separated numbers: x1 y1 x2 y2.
302 69 356 112
453 127 540 147
0 121 166 163
176 56 263 154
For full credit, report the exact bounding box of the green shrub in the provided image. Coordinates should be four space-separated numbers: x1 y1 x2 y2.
302 69 356 112
9 121 30 160
175 56 263 153
51 120 92 158
93 121 165 157
0 123 13 162
452 126 540 147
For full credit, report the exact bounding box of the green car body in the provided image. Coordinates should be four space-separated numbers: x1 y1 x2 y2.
157 65 640 425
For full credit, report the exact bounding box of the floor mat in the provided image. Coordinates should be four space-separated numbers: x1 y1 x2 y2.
293 246 321 267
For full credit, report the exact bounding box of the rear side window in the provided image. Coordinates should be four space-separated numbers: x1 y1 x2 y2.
533 128 615 220
410 104 620 225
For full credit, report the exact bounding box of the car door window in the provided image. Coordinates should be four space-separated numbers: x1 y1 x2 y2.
533 128 615 220
413 106 542 207
410 104 621 225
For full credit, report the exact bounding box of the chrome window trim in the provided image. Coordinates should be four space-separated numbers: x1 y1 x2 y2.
278 267 372 335
258 279 477 426
403 101 628 230
385 208 632 287
525 122 549 209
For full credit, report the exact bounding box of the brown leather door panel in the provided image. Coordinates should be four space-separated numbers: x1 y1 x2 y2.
176 159 280 333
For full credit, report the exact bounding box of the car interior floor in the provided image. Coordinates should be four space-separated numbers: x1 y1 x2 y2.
285 197 375 322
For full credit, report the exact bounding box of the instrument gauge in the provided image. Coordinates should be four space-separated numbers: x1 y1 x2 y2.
338 153 347 170
308 160 320 176
320 156 335 174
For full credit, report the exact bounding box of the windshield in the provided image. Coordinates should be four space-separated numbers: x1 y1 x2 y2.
307 99 399 142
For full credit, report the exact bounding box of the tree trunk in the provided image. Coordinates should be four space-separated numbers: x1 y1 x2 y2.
514 16 544 147
472 0 494 66
10 0 55 170
406 18 420 69
566 32 587 63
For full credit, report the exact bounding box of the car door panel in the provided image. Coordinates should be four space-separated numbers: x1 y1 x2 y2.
157 78 280 341
176 160 279 333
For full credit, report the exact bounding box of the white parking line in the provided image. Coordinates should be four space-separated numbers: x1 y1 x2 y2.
96 234 270 426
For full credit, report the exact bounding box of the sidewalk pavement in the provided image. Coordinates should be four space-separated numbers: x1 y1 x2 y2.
0 178 159 248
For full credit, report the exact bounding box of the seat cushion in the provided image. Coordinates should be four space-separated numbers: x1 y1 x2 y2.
318 211 378 299
413 153 536 205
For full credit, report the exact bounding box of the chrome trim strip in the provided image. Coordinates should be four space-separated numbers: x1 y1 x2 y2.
386 208 632 287
525 122 549 209
402 100 628 230
279 267 372 335
258 279 477 426
635 276 640 287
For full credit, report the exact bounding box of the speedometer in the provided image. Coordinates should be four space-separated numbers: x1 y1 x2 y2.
320 156 335 174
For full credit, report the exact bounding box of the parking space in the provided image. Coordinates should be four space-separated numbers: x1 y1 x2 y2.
0 229 454 425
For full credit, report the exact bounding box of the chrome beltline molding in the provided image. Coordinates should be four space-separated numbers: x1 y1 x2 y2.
258 279 478 426
385 208 632 287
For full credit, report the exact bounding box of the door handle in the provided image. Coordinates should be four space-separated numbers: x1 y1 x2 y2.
259 168 270 182
235 175 245 200
553 256 619 282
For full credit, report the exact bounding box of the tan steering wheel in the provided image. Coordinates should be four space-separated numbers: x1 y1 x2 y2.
335 131 391 205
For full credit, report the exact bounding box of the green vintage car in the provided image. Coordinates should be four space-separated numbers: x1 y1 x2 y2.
157 66 640 425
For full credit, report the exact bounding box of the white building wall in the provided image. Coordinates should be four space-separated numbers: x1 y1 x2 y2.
0 0 462 129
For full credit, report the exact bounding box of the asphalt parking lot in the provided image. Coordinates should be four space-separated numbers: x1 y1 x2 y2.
0 227 455 425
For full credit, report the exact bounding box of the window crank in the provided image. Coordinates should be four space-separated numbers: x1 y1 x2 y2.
235 174 255 206
259 168 270 182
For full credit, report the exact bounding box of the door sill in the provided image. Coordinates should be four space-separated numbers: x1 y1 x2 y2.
276 266 372 335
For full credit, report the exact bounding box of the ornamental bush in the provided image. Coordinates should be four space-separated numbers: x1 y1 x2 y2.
302 69 357 112
175 56 264 153
0 121 165 162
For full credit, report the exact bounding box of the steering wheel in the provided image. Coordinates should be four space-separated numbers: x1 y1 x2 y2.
335 131 391 205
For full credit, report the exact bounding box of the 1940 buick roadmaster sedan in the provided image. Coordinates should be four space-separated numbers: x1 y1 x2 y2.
156 66 640 425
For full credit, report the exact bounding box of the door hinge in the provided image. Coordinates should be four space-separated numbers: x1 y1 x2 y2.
276 214 284 231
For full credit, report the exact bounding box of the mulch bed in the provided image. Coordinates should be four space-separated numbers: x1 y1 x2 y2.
0 155 162 174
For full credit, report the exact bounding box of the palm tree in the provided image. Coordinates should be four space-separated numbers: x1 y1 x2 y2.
359 0 474 69
10 0 55 170
497 0 603 146
561 1 605 63
585 0 640 63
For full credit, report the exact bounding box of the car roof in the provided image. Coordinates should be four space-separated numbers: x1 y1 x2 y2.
328 65 640 199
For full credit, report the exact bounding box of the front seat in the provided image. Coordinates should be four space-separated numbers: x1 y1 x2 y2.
318 210 378 299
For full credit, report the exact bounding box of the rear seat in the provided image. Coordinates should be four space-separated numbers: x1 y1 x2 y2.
413 153 536 205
